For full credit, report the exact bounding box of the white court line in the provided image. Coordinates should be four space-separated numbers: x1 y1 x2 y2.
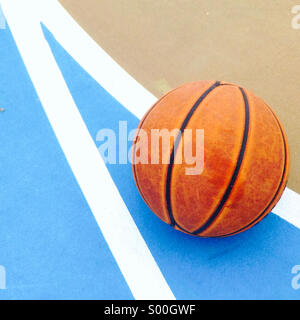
39 0 300 231
1 0 175 300
0 3 6 29
272 188 300 230
39 0 156 120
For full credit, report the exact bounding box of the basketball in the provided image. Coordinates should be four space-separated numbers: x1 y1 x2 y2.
132 80 289 237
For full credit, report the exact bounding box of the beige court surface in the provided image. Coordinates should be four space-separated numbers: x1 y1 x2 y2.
60 0 300 194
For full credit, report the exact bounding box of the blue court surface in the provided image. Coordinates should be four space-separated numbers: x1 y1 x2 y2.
0 0 300 300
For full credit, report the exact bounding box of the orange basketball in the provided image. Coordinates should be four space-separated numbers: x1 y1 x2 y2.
132 81 289 237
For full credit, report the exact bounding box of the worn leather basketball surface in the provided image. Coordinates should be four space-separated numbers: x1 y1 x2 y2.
132 80 289 237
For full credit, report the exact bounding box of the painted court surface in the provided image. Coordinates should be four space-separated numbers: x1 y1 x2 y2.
0 0 300 299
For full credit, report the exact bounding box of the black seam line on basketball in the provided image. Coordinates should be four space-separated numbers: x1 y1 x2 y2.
218 104 288 237
192 87 250 235
218 155 287 238
132 84 192 219
165 81 221 228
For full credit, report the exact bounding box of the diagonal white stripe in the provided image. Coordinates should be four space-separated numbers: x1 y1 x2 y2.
1 0 175 300
272 187 300 230
39 0 300 231
39 0 156 120
0 3 6 29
